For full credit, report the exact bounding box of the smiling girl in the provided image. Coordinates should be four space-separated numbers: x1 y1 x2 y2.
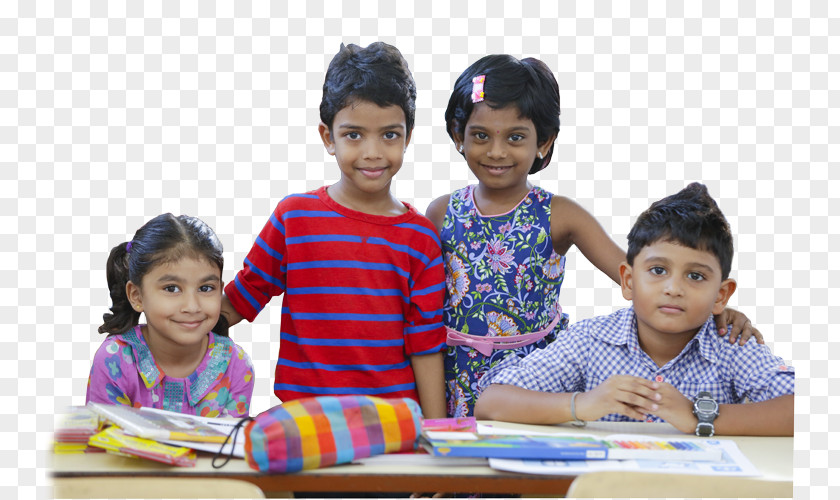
87 214 254 417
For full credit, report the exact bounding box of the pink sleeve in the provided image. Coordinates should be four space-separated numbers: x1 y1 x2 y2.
220 343 255 418
85 337 139 407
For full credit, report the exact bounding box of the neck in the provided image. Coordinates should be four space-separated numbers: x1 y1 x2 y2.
328 181 406 216
473 182 532 216
635 322 698 368
141 326 208 378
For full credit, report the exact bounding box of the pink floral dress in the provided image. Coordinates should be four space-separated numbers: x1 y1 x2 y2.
441 185 569 416
86 325 254 418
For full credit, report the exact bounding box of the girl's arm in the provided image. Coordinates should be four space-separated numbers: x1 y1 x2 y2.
221 344 255 418
425 194 451 233
550 195 624 284
410 352 447 419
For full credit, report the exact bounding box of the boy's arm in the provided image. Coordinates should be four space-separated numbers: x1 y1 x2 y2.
220 294 244 328
476 375 661 425
650 384 794 436
409 352 446 419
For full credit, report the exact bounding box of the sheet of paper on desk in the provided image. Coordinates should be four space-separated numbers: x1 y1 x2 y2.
489 439 761 477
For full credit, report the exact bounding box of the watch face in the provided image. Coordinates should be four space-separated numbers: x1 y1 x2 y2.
697 399 717 411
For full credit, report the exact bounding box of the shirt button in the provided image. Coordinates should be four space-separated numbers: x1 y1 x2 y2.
655 375 664 383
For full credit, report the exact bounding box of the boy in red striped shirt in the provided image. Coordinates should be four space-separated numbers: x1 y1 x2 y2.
221 42 447 418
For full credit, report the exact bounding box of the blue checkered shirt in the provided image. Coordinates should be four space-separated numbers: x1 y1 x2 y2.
480 307 795 423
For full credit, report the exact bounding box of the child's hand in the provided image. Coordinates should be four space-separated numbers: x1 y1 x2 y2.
648 382 695 433
715 307 764 345
576 375 661 422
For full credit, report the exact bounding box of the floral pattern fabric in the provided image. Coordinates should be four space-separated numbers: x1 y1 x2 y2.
86 325 255 418
442 185 569 417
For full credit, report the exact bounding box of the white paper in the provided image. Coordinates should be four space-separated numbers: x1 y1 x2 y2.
489 439 761 477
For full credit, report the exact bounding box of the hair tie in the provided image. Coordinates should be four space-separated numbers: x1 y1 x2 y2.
471 75 485 103
125 241 133 253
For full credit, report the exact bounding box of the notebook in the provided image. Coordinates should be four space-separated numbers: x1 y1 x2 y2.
87 402 230 443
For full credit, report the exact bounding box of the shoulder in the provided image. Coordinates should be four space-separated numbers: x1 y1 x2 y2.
91 334 129 361
276 189 326 212
424 194 452 232
568 308 636 346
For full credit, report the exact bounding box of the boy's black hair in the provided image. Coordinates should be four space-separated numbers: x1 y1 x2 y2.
627 182 734 280
99 213 229 337
444 54 560 174
320 42 417 131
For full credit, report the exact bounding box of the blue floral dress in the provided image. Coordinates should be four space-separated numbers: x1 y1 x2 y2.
442 185 569 417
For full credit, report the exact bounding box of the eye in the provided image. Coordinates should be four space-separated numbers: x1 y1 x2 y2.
345 131 361 140
383 131 400 140
199 284 217 293
163 285 181 293
649 266 667 276
687 272 705 282
474 131 489 141
509 134 524 142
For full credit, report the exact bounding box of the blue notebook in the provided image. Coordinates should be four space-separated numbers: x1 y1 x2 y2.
419 431 609 460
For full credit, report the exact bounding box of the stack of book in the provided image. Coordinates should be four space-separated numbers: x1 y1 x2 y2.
67 403 241 467
53 406 104 454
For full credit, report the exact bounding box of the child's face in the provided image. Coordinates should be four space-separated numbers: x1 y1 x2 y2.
455 103 553 194
319 99 411 200
620 240 735 341
127 257 222 350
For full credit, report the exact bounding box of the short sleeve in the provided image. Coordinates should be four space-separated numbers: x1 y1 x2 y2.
403 222 447 357
222 343 255 417
225 202 288 322
727 342 795 403
86 337 140 407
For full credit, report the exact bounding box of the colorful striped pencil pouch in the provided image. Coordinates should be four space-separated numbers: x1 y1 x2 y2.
243 395 423 473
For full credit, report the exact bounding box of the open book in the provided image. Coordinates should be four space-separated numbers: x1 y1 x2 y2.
87 403 231 443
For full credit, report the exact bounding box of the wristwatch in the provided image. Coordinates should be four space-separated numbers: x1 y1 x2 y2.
692 391 719 437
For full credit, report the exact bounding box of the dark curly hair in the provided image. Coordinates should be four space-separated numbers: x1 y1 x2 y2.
627 183 734 280
320 42 417 132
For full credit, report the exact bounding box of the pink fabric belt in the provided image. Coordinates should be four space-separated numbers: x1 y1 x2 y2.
445 307 563 357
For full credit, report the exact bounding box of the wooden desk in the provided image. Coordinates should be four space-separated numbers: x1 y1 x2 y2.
51 421 793 497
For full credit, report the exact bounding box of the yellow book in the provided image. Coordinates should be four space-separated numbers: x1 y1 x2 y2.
88 426 197 467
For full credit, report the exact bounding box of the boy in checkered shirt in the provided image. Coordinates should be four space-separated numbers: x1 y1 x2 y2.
475 183 793 436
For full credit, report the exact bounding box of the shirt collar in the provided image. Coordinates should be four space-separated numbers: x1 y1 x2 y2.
121 325 234 405
592 307 719 363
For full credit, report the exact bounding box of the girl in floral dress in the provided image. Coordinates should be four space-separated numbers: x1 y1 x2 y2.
87 214 254 417
426 55 761 417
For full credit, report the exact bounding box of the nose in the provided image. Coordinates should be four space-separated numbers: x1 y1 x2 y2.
663 277 683 297
486 138 507 160
181 291 201 313
362 139 383 161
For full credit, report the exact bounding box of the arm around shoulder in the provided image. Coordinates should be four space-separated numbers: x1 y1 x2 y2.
550 195 624 285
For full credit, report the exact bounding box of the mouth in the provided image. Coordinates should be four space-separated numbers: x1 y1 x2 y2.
358 167 388 179
175 319 206 330
480 164 514 175
658 305 685 314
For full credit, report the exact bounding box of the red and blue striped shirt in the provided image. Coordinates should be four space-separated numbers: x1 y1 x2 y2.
225 187 446 404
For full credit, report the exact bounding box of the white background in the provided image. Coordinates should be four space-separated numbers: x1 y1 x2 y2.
2 1 836 498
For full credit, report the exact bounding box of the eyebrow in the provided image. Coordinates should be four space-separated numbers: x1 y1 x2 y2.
336 123 405 131
466 124 531 133
642 257 717 274
156 274 221 283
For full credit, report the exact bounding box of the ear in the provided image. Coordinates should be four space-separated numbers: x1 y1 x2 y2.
449 119 464 153
619 262 633 301
537 133 557 158
711 278 737 315
126 280 143 313
318 122 336 155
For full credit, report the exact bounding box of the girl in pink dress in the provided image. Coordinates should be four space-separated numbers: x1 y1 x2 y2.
86 213 254 417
